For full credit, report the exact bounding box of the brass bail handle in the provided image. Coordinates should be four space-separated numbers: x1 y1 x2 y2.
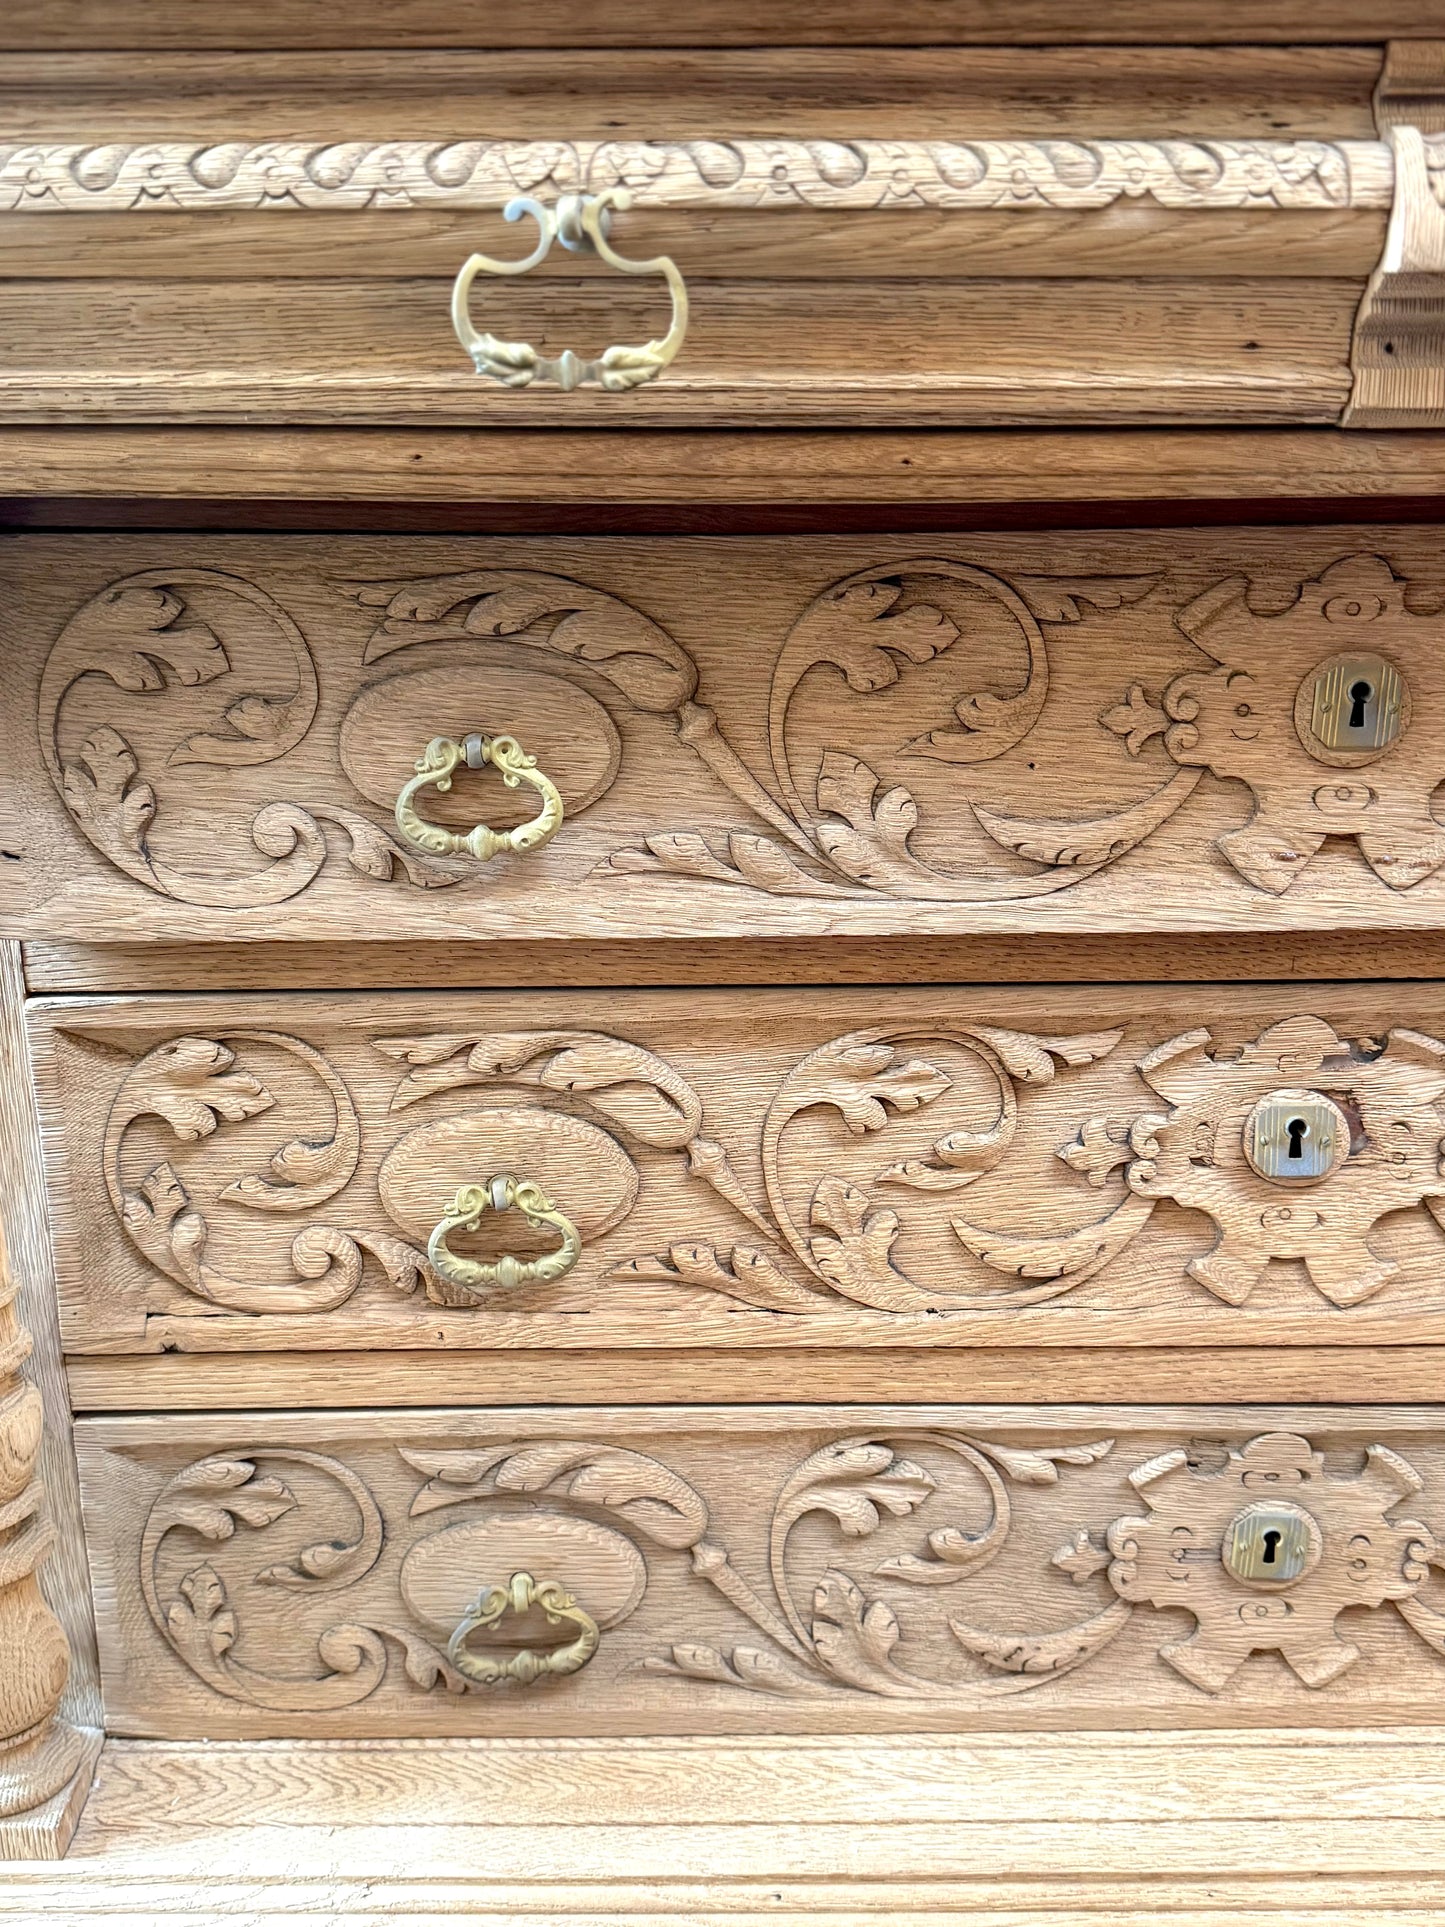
451 186 689 392
393 730 563 862
427 1174 582 1294
446 1571 601 1685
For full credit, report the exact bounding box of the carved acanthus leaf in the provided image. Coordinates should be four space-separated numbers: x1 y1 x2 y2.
950 1597 1136 1676
1052 1528 1113 1583
349 569 697 712
376 1028 704 1149
401 1441 710 1550
644 1643 817 1693
596 830 851 897
1101 683 1170 755
776 1038 951 1137
1059 1116 1134 1187
612 1244 824 1312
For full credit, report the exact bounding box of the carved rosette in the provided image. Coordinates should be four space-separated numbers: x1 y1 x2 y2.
0 1221 86 1832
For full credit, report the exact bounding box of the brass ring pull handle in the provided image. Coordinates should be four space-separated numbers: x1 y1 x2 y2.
426 1175 582 1294
446 1571 601 1685
451 187 689 392
393 732 563 862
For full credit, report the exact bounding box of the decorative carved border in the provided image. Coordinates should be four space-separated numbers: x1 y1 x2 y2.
0 137 1405 215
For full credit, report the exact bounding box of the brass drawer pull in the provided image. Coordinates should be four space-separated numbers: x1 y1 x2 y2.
393 732 563 862
427 1175 582 1293
446 1571 601 1685
451 187 689 392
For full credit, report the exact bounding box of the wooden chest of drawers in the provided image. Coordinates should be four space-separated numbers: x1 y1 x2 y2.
8 7 1445 1916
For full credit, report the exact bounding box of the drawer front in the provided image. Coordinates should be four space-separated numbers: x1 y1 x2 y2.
32 982 1445 1355
10 527 1445 943
76 1401 1445 1739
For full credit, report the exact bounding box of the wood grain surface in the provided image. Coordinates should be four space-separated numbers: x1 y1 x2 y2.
73 1401 1445 1738
15 529 1445 942
0 2 1436 45
6 425 1445 509
11 1729 1445 1920
32 982 1445 1358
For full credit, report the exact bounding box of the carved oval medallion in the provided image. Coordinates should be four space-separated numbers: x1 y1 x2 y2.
399 1513 646 1636
377 1107 639 1246
339 663 621 828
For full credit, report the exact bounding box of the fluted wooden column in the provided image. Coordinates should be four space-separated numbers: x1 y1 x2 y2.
0 942 101 1858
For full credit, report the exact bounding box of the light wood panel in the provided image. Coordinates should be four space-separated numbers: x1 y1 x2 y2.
15 528 1445 944
0 207 1385 284
62 1345 1445 1412
31 931 1445 994
0 46 1384 139
0 2 1434 45
0 277 1358 427
9 1731 1445 1920
34 982 1445 1357
5 425 1445 508
74 1401 1445 1738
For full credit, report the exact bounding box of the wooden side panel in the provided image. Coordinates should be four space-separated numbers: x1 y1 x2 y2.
73 1401 1445 1738
31 981 1445 1356
12 528 1445 942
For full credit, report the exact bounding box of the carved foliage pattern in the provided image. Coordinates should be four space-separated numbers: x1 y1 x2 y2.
137 1426 1445 1715
98 1007 1445 1319
39 549 1445 915
0 137 1405 215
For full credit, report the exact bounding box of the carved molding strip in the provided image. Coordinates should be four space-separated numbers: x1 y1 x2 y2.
0 137 1406 215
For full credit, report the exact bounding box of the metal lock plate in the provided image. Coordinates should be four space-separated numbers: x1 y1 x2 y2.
1223 1501 1322 1587
1295 652 1407 767
1243 1088 1349 1185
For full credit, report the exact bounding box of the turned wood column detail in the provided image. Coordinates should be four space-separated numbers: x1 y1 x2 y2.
0 940 100 1855
0 1213 85 1824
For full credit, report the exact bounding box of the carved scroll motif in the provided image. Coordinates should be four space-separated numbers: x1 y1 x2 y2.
43 551 1445 913
0 138 1404 216
138 1426 1445 1712
40 570 457 909
95 1006 1445 1320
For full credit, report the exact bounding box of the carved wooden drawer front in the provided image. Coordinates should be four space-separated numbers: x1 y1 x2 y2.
31 982 1445 1357
75 1402 1445 1740
13 528 1445 944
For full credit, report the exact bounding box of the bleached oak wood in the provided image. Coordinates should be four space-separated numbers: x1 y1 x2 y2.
4 425 1443 507
29 930 1445 994
0 276 1360 428
62 1346 1445 1413
0 1 1437 44
0 1730 1442 1922
33 981 1445 1356
16 530 1445 943
0 943 101 1856
0 46 1385 140
72 1401 1445 1738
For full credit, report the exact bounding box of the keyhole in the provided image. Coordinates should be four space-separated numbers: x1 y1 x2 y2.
1348 679 1373 729
1285 1117 1309 1160
1261 1529 1282 1566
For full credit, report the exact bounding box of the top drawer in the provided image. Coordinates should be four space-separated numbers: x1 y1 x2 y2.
7 525 1445 944
0 42 1434 427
